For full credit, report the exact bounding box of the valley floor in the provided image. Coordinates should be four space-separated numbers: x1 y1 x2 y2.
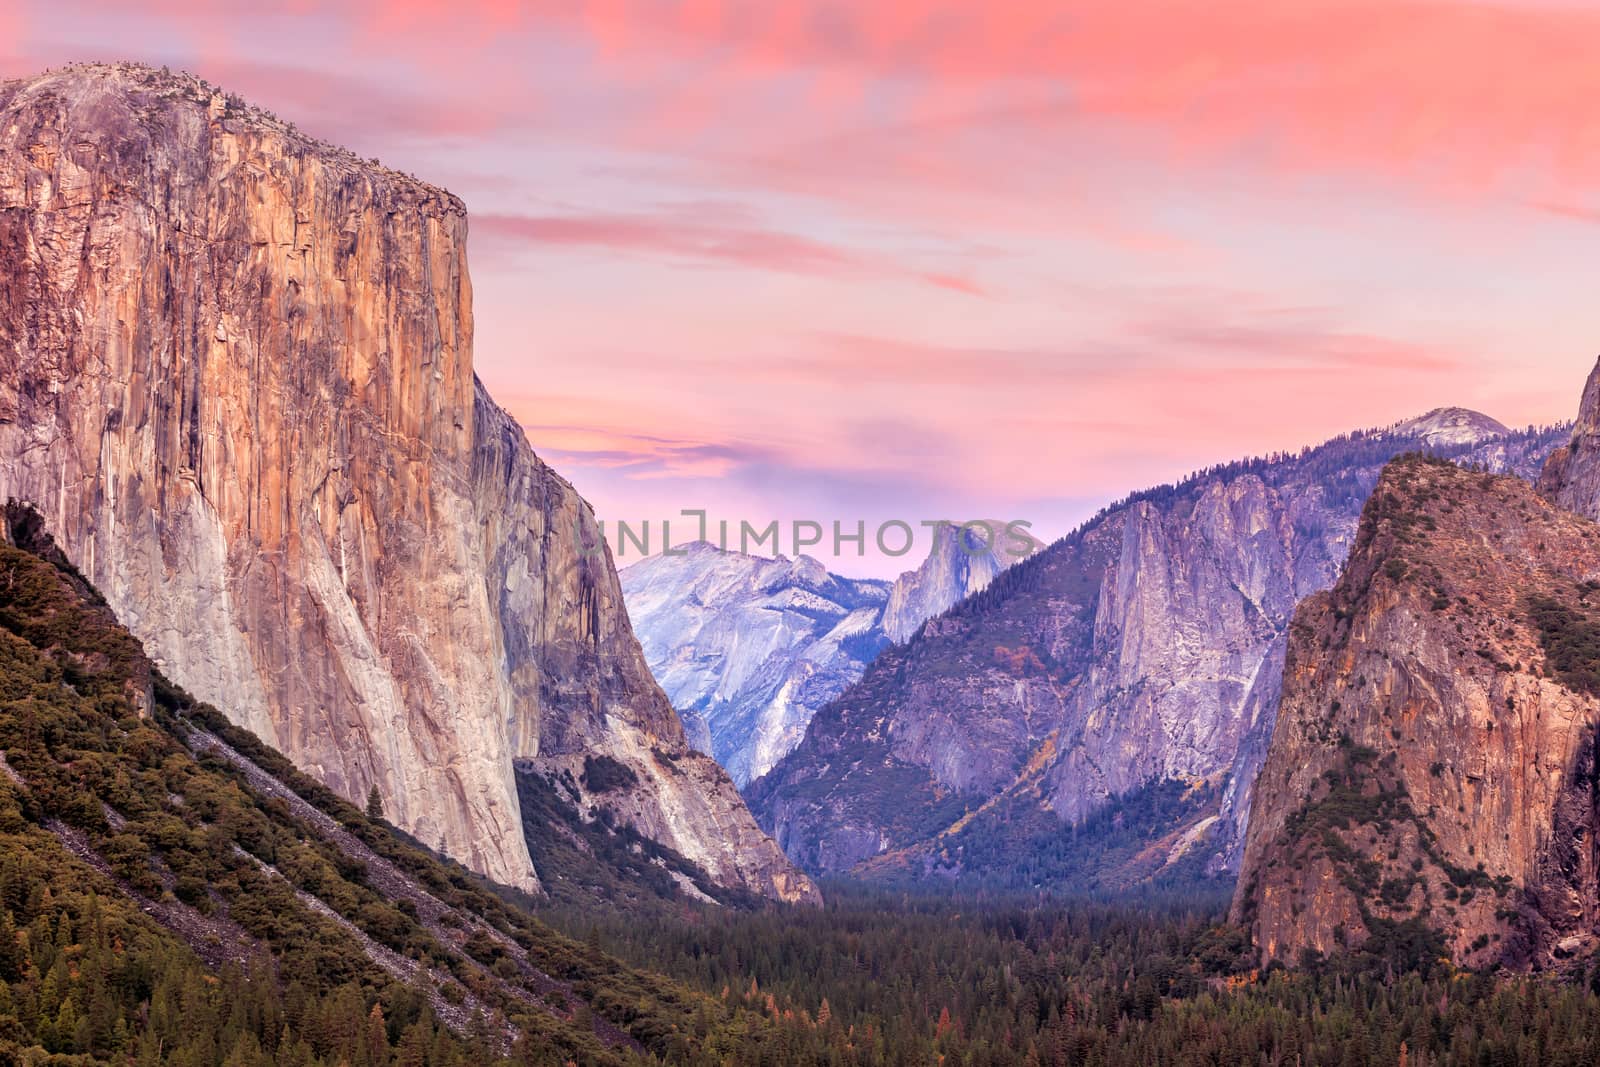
541 882 1600 1067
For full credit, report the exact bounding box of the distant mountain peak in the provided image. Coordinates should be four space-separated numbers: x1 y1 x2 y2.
621 523 1037 785
880 519 1042 644
1386 406 1509 447
621 547 892 784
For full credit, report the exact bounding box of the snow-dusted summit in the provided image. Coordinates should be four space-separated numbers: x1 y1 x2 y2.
1386 407 1510 448
622 524 1038 785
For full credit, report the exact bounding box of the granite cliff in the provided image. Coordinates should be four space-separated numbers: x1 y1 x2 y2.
879 520 1039 644
1233 449 1600 969
620 522 1037 786
748 412 1566 886
622 542 891 786
1539 358 1600 521
1233 358 1600 970
0 63 813 903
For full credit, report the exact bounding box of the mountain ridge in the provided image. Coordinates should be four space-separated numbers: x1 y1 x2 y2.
747 408 1568 887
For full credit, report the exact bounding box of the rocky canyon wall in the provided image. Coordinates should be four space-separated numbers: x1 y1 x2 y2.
0 63 812 902
1233 454 1600 968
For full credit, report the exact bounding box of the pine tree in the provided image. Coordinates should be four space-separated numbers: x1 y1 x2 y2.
0 910 24 981
396 1022 430 1067
364 1003 388 1067
365 784 384 821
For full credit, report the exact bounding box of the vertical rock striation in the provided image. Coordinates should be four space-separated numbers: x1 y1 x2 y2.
0 63 813 902
879 520 1040 645
1233 453 1600 969
1538 357 1600 519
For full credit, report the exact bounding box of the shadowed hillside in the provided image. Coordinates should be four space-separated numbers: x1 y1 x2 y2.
0 504 799 1064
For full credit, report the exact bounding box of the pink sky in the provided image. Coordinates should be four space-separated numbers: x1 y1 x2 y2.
6 1 1598 576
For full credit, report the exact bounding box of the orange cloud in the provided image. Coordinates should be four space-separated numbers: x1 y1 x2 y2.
29 2 1600 200
6 0 1583 541
479 209 855 270
922 272 985 297
482 292 1479 504
756 312 1464 395
523 424 753 480
196 58 496 140
344 0 1600 197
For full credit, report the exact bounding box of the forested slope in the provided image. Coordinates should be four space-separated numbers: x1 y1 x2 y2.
0 506 795 1065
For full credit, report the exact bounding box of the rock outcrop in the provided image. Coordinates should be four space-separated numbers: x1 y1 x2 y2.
879 520 1040 644
0 63 814 903
749 414 1566 884
1233 452 1600 969
1389 407 1511 448
1538 357 1600 519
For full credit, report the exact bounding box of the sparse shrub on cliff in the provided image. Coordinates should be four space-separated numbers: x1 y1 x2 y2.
581 754 638 794
1527 593 1600 696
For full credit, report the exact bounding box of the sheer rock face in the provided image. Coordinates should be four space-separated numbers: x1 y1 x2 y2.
879 521 1041 645
0 63 814 903
749 418 1566 881
1233 456 1600 969
1538 357 1600 520
621 543 891 786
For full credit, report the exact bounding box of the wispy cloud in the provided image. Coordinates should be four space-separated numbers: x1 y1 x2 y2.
25 2 1600 203
1129 312 1467 376
476 205 985 294
522 423 763 481
478 209 857 274
493 283 1481 513
922 272 986 297
196 58 495 143
333 0 1600 197
1528 200 1600 226
750 303 1465 391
